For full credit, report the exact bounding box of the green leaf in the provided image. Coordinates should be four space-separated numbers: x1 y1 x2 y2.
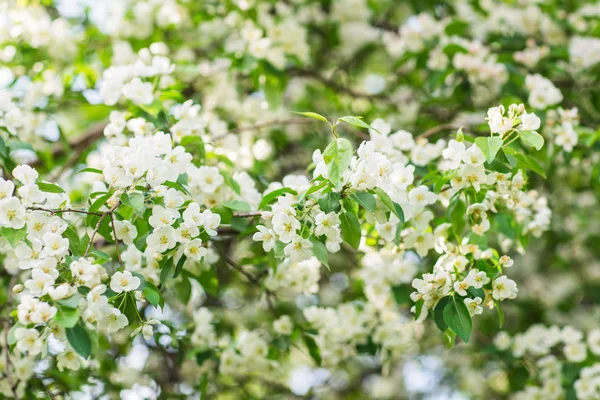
121 192 145 216
293 111 329 124
173 255 187 278
340 211 361 249
7 323 22 345
259 188 298 210
467 286 485 300
521 131 544 150
224 200 251 212
303 334 322 366
175 276 192 304
513 153 546 178
89 192 113 214
443 298 472 343
66 324 92 359
77 167 103 174
64 226 84 257
159 258 174 284
309 236 329 268
433 297 452 332
374 188 405 224
37 181 65 194
317 192 341 213
0 136 7 159
196 267 219 296
447 194 467 238
180 136 205 164
351 192 376 212
143 286 160 307
414 299 424 320
322 138 353 188
0 227 26 248
302 179 330 200
475 136 503 163
391 284 412 305
263 73 286 108
163 180 190 195
443 43 469 57
143 282 164 308
221 172 241 195
58 293 82 309
55 306 80 328
338 116 373 130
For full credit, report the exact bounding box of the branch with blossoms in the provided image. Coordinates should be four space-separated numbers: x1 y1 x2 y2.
0 100 548 381
2 0 600 398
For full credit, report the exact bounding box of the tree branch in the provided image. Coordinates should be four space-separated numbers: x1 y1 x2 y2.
211 118 316 141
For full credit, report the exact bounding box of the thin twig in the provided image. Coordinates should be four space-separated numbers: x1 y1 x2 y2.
221 254 277 313
26 207 103 217
31 123 106 171
83 203 120 257
233 212 263 218
109 212 123 267
416 123 461 140
288 67 391 102
212 118 316 141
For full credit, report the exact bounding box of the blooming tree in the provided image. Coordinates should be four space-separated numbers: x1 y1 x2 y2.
0 0 599 399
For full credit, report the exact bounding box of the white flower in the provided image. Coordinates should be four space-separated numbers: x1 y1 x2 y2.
464 269 490 289
12 165 38 185
103 166 133 188
0 197 26 229
492 276 518 300
587 329 600 356
498 255 514 268
146 226 176 252
183 238 207 261
110 270 141 293
104 308 128 333
464 297 483 316
148 205 177 228
42 232 69 257
123 77 154 105
14 328 42 355
272 214 301 244
183 202 202 225
193 166 224 193
199 210 221 237
315 212 341 238
494 331 512 351
164 188 184 209
57 349 82 371
273 315 293 335
0 178 15 199
462 145 485 166
408 186 437 209
283 236 313 262
442 140 465 167
564 341 587 363
253 225 276 252
453 280 469 297
521 112 541 131
174 222 199 243
113 220 138 245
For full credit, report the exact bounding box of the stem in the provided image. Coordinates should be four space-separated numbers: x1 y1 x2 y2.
109 212 123 267
83 202 121 258
27 207 103 216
